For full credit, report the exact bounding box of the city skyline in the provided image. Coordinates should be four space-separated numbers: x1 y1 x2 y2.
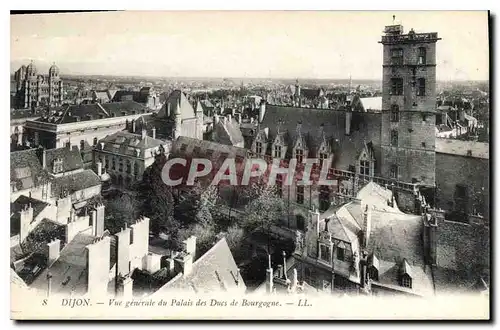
11 11 489 81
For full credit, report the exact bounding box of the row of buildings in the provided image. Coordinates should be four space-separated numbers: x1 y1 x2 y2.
11 22 489 298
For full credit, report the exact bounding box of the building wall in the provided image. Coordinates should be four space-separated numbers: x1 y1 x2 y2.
435 153 489 217
380 32 438 187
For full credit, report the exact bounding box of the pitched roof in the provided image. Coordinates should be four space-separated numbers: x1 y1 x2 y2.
30 232 96 295
359 97 382 112
111 90 149 104
10 149 50 191
100 100 148 115
93 90 111 102
157 90 197 120
10 195 51 237
99 131 166 157
259 105 382 172
172 136 250 160
436 138 489 159
213 118 245 146
51 169 101 198
45 146 84 174
154 238 245 294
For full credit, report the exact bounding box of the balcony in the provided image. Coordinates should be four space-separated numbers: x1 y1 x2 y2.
380 32 440 44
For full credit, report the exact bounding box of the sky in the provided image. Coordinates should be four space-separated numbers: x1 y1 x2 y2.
10 11 489 81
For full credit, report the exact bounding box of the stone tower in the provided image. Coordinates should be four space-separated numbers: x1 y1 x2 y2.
379 23 440 187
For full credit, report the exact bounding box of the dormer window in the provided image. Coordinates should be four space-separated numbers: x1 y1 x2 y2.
255 141 262 154
53 158 64 174
274 145 282 158
319 243 332 264
401 276 412 288
360 160 370 176
336 241 346 261
400 259 413 289
296 149 304 163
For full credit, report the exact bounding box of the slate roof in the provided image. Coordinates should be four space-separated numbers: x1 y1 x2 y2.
51 169 101 198
30 232 96 295
10 149 50 191
258 105 382 173
374 259 434 297
436 138 489 159
10 195 51 237
157 90 198 120
45 146 84 174
172 136 250 160
154 238 245 294
111 90 149 104
358 97 382 112
10 109 39 121
35 101 148 124
99 131 166 157
213 118 245 146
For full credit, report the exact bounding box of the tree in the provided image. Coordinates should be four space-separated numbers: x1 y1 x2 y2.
104 193 140 234
241 182 286 233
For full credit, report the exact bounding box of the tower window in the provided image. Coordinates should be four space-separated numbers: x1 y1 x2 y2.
390 130 398 147
390 48 404 65
319 185 330 212
296 186 304 204
417 78 426 96
296 148 304 163
391 78 404 95
255 141 262 154
418 47 427 65
390 164 399 179
274 145 282 158
390 104 400 122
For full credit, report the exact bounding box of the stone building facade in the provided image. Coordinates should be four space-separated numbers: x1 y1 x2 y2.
13 62 64 109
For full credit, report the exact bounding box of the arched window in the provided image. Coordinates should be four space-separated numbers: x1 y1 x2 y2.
390 104 399 122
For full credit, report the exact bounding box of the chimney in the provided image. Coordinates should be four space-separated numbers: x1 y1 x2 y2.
141 129 147 139
183 235 197 256
46 272 52 298
309 209 320 236
266 254 273 294
236 113 242 124
277 264 283 279
115 226 131 277
37 147 47 168
96 162 102 176
86 236 111 297
176 253 193 276
250 117 254 124
116 275 134 298
46 239 61 266
214 114 219 124
345 110 352 135
291 268 298 292
152 127 156 139
362 204 372 249
226 114 232 123
145 253 161 273
94 204 105 237
19 204 34 242
259 101 266 123
132 120 136 133
360 251 369 290
100 142 105 150
282 251 288 281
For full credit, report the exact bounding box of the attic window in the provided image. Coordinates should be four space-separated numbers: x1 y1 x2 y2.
319 243 332 264
53 158 64 174
401 276 412 289
296 149 304 163
336 242 346 261
273 145 282 158
360 160 370 176
255 141 262 154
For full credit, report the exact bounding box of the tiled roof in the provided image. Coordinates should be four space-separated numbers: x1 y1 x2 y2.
45 146 84 174
172 136 250 160
154 238 245 294
157 90 197 120
10 195 51 237
30 232 96 295
10 149 50 191
436 138 489 159
213 118 245 146
99 131 166 157
258 105 382 173
51 169 101 198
